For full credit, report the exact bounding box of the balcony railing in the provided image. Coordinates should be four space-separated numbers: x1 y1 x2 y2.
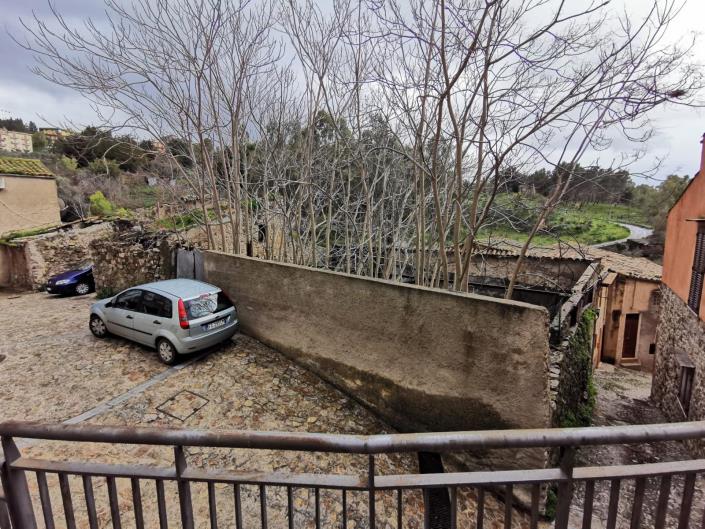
1 420 705 529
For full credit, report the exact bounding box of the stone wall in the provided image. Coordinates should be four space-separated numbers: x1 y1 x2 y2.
91 230 177 295
0 222 113 289
204 252 552 469
467 254 591 291
652 285 705 455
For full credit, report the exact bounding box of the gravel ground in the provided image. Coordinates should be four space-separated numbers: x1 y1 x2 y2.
569 364 705 529
1 290 532 529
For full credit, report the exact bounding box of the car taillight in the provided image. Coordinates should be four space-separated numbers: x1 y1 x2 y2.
178 298 189 329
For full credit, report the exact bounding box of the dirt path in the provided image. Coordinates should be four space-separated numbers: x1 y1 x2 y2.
569 365 705 529
591 223 654 248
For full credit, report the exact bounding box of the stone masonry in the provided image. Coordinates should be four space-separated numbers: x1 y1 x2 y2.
90 228 178 295
652 285 705 456
0 221 113 289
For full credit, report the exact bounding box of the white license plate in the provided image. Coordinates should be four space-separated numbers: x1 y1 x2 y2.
206 318 226 331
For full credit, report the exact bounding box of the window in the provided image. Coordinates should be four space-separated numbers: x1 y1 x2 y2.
142 291 172 319
688 224 705 313
676 350 696 417
183 291 233 320
679 366 695 416
114 289 143 311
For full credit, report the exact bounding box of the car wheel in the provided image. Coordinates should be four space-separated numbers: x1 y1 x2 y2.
89 315 108 338
156 339 178 365
75 282 91 296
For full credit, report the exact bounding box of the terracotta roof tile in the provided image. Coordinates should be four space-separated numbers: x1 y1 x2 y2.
0 157 53 177
473 239 662 281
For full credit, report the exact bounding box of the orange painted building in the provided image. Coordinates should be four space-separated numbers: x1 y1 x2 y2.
662 135 705 321
652 133 705 437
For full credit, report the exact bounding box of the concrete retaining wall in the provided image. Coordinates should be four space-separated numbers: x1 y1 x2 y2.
204 252 552 452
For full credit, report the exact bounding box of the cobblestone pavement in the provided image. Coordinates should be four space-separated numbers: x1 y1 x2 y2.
1 291 533 529
569 364 705 529
0 290 167 423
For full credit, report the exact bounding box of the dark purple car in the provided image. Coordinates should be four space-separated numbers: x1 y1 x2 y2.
46 265 95 296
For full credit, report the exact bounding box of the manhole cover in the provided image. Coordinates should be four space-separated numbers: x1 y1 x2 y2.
157 390 209 421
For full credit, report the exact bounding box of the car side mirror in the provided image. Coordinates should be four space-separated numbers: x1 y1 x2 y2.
105 301 113 308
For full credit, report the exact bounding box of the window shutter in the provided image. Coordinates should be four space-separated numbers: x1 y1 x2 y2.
688 230 705 312
695 232 705 273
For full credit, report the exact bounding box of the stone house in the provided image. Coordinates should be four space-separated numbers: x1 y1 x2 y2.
449 241 663 373
652 133 705 448
0 157 61 236
590 250 662 371
0 128 33 153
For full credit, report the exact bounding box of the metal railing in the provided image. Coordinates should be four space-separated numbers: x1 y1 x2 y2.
1 420 705 529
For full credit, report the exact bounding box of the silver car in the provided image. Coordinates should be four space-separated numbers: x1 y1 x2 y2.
89 279 239 364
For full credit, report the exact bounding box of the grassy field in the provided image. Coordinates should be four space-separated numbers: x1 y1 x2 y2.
575 202 649 227
477 194 647 246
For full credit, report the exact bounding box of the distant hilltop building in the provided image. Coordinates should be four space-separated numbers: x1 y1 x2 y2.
38 127 72 145
0 128 33 153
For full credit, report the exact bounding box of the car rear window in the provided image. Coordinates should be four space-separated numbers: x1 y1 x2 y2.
184 291 233 320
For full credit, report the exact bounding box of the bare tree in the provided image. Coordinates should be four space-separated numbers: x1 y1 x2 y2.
18 0 701 294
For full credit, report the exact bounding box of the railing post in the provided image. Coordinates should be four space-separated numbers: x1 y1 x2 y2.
554 446 576 529
368 455 376 529
174 445 194 529
0 497 11 529
1 437 37 529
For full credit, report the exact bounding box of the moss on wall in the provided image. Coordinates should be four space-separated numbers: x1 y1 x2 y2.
555 308 597 428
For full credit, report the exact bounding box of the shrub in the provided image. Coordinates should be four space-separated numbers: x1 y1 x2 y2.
88 158 121 178
31 132 47 151
88 191 134 219
89 191 115 217
60 155 78 172
114 207 133 219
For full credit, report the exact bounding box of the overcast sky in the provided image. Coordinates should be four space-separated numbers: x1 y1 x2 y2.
1 0 704 184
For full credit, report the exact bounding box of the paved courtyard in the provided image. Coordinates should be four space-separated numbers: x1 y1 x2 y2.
0 290 528 529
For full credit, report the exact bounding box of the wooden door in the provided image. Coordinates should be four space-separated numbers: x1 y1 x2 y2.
622 314 639 359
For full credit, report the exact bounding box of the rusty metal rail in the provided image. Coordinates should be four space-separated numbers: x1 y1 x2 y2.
2 420 705 529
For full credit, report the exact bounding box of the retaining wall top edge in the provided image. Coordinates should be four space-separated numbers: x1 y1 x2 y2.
205 250 550 316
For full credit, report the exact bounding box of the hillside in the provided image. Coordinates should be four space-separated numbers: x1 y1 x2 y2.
477 194 649 246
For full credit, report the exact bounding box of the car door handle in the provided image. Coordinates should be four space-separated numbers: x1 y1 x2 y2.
153 320 161 325
126 315 133 320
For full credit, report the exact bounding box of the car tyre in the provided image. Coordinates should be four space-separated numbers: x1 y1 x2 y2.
89 315 108 338
156 338 178 366
75 282 91 295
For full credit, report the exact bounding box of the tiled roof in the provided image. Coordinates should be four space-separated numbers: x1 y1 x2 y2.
589 248 662 282
473 239 662 281
0 157 53 177
473 239 594 261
